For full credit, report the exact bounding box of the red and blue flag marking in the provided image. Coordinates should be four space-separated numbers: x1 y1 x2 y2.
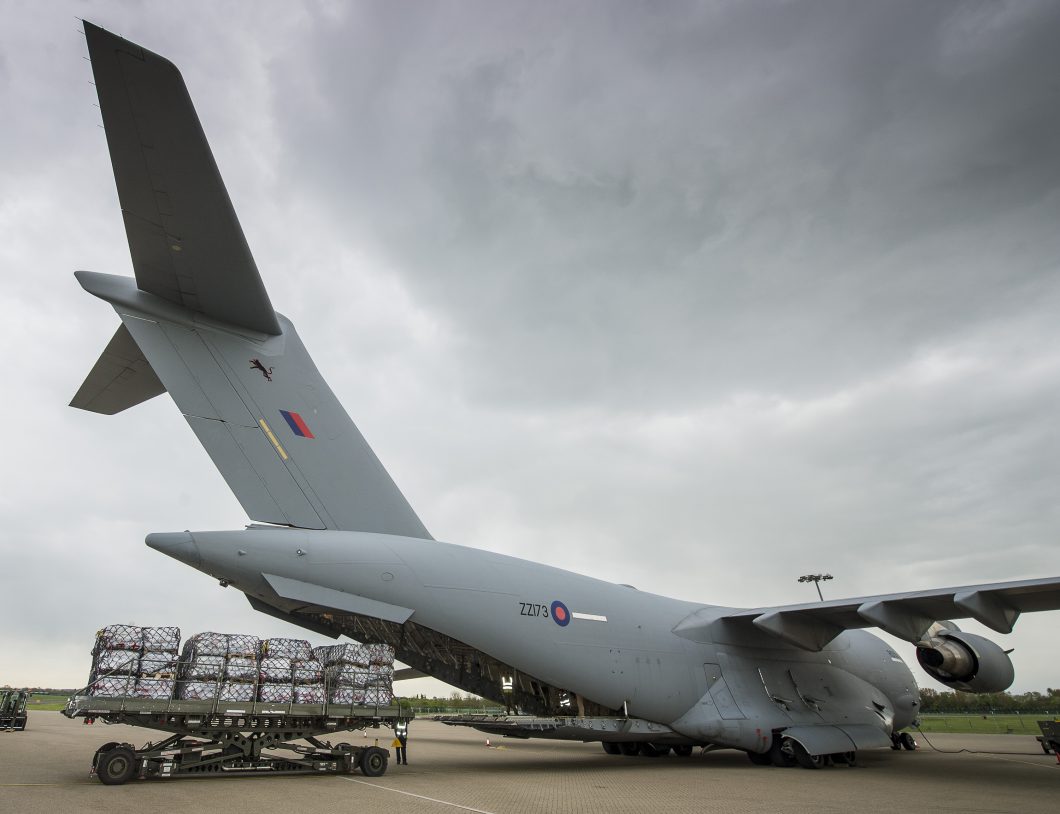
279 410 315 439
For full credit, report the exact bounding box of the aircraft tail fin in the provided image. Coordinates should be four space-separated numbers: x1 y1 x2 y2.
74 23 433 540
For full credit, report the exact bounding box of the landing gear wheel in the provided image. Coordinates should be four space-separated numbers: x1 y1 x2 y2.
769 737 797 767
602 741 621 755
641 743 670 757
97 746 137 785
890 734 902 750
747 750 773 766
791 740 824 770
359 746 389 777
672 745 694 757
899 732 918 751
831 750 857 766
619 742 641 756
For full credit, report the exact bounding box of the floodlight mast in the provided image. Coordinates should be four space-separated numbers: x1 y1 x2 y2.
798 573 833 601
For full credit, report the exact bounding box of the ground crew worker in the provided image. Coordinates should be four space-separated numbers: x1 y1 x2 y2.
393 722 408 765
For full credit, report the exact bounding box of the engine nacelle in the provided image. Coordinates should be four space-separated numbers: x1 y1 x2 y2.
915 630 1014 693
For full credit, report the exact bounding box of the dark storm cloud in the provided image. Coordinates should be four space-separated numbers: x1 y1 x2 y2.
266 0 1060 410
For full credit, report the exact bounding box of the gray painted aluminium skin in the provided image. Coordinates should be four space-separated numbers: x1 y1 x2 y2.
145 527 919 754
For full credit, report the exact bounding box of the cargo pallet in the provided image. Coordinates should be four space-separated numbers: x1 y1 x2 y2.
0 690 29 731
63 695 412 784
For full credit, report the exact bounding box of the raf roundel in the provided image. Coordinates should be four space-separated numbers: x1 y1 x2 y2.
550 600 571 627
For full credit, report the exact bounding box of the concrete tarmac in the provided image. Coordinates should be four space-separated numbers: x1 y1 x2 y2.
0 712 1056 813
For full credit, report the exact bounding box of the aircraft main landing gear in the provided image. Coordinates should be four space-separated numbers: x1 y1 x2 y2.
766 736 857 769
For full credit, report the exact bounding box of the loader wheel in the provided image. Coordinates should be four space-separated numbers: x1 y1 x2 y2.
359 746 388 777
97 747 137 785
92 742 121 771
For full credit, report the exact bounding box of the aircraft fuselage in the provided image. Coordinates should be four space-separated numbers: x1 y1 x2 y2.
148 526 919 751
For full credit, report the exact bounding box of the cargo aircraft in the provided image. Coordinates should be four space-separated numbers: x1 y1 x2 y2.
71 22 1060 768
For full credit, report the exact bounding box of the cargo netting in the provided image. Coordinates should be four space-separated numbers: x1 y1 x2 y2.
258 683 294 704
292 658 324 685
82 625 396 705
259 656 292 683
260 638 313 660
139 652 178 677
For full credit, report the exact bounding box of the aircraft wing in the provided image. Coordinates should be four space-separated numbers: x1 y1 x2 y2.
674 576 1060 651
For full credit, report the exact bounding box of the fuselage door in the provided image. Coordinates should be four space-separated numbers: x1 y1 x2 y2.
703 662 745 720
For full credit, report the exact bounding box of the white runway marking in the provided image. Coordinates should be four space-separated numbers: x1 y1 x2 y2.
981 754 1059 770
340 776 498 813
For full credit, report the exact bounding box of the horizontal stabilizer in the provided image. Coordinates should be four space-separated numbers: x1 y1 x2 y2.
84 21 280 335
675 575 1060 650
70 322 165 414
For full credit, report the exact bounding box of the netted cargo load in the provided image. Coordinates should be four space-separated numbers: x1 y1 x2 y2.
94 624 143 653
294 684 325 705
327 685 365 705
226 634 260 659
178 681 218 701
182 632 228 658
292 658 324 685
367 663 394 682
321 643 369 667
312 645 335 665
181 655 224 682
139 651 178 677
258 683 294 704
260 638 312 660
224 656 258 683
326 664 367 688
134 677 176 700
259 656 292 683
93 649 140 676
141 626 180 652
88 674 134 697
219 682 256 703
366 643 396 666
363 685 393 706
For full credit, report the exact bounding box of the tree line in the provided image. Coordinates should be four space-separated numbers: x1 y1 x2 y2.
919 687 1060 713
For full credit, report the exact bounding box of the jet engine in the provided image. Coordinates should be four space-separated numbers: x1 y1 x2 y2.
915 629 1014 693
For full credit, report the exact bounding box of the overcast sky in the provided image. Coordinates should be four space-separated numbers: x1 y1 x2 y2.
2 1 1058 698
